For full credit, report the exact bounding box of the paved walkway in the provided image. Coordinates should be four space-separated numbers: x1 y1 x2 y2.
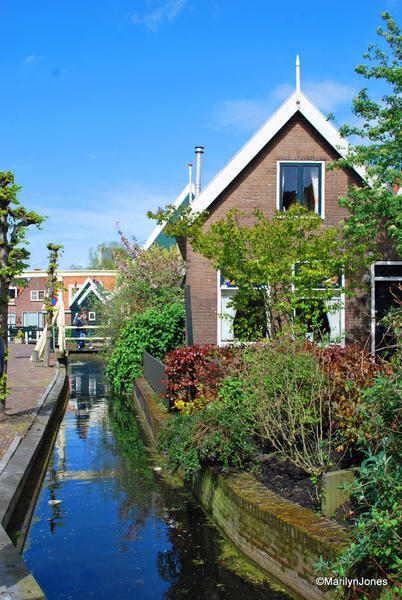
0 344 56 462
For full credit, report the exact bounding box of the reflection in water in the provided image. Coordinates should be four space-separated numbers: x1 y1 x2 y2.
23 358 291 600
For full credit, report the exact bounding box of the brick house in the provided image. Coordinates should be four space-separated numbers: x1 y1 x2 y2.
146 78 401 352
8 270 116 334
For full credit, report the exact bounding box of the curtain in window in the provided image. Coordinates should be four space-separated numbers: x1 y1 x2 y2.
324 298 341 338
311 168 319 213
221 293 237 341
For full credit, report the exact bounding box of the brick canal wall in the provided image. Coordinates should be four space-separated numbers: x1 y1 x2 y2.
133 376 348 600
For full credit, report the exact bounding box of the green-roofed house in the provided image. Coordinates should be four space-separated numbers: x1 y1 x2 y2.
143 184 194 251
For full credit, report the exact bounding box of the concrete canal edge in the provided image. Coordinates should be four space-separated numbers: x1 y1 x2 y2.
0 363 68 600
133 376 349 600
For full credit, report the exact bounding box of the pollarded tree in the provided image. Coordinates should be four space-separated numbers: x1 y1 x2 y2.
330 12 402 255
43 243 63 368
0 172 45 416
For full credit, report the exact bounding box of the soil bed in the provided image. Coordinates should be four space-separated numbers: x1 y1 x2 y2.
253 452 361 524
253 455 319 512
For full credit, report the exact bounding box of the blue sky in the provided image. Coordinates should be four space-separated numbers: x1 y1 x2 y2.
2 0 401 269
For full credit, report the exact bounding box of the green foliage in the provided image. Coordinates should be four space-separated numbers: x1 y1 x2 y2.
105 301 185 394
157 403 255 478
149 203 369 340
43 243 63 315
217 339 335 477
327 326 402 597
329 12 402 254
0 172 45 282
0 172 45 414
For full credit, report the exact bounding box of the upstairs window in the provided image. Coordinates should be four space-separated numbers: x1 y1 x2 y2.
279 162 322 215
30 290 45 301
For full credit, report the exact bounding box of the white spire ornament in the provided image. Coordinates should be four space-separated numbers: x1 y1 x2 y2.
296 54 301 106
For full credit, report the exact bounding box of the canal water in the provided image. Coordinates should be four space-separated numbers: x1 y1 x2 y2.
20 357 292 600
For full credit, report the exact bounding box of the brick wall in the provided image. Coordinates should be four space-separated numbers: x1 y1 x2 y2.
187 112 386 346
12 277 47 327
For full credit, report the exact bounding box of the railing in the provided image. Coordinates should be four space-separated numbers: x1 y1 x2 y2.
60 326 111 351
8 326 42 344
142 351 170 410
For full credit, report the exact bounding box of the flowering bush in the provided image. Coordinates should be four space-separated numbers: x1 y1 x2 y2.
106 226 184 341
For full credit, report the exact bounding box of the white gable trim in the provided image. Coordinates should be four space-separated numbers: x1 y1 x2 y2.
143 183 195 250
191 91 366 215
70 277 105 306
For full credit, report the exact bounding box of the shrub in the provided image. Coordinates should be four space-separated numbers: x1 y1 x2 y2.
218 338 336 477
304 341 391 451
326 316 402 598
158 403 255 478
106 301 185 394
163 344 237 413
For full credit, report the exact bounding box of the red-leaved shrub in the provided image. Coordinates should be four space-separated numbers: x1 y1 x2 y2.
304 341 391 449
163 345 237 412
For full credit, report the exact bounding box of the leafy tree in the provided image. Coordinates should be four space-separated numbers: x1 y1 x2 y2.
149 203 369 340
330 12 402 255
0 172 45 416
88 241 120 270
43 243 63 367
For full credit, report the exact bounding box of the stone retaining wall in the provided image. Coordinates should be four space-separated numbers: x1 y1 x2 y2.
133 377 348 600
0 365 68 600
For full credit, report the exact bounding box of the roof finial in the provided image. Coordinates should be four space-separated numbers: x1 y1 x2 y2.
296 54 301 105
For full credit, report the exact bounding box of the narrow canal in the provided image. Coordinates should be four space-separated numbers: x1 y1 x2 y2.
19 357 292 600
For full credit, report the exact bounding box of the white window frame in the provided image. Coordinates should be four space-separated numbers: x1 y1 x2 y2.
370 260 402 355
8 313 16 326
291 264 345 344
217 271 238 346
30 290 45 302
276 160 325 218
8 287 18 301
217 267 344 346
22 311 44 328
217 271 271 346
88 311 96 321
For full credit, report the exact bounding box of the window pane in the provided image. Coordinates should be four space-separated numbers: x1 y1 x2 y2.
282 166 298 210
303 166 320 212
23 312 42 327
375 264 402 278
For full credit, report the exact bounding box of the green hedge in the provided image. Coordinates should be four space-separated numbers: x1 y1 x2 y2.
105 301 185 394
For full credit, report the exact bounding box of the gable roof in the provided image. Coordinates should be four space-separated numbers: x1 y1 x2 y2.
143 183 195 250
191 91 366 214
70 277 109 308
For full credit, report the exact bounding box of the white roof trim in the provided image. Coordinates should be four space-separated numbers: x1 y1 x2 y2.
70 277 105 306
143 183 195 250
191 91 366 214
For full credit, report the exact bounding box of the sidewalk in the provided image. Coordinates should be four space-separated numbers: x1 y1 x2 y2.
0 344 57 462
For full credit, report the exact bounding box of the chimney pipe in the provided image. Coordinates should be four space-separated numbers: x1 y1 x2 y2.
194 146 204 197
188 163 193 202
